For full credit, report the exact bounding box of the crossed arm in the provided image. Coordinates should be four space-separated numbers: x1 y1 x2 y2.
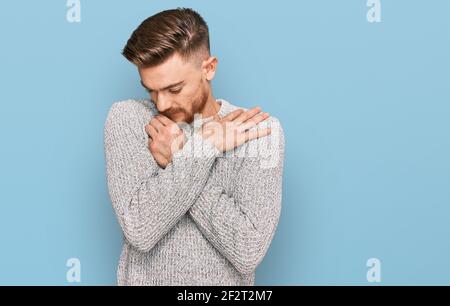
188 125 285 274
104 101 285 274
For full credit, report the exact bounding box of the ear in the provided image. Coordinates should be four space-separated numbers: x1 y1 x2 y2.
202 56 218 81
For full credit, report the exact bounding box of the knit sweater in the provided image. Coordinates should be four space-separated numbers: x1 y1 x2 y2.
103 98 285 286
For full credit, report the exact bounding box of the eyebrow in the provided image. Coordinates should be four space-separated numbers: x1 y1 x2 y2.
140 80 185 92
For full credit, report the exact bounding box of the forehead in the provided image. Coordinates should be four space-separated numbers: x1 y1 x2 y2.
139 53 197 89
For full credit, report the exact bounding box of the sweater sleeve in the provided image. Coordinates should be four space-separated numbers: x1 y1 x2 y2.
104 101 221 253
188 118 285 275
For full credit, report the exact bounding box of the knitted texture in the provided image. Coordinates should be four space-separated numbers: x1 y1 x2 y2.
104 98 285 285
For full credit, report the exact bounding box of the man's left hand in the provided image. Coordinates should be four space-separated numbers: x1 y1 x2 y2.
144 114 186 168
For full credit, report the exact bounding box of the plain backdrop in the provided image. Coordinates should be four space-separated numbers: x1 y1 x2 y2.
0 0 449 285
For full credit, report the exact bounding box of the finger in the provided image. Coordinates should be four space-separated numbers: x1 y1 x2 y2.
221 109 244 122
156 114 173 126
234 106 262 125
244 127 272 142
150 116 164 132
145 124 158 138
239 112 270 132
156 115 181 135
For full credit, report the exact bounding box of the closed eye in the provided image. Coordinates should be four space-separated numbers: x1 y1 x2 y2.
169 87 182 94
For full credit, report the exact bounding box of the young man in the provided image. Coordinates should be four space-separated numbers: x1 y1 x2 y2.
104 7 285 286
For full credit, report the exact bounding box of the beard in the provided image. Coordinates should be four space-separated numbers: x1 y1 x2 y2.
161 84 209 124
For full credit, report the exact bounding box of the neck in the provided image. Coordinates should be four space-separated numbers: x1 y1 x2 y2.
200 91 221 120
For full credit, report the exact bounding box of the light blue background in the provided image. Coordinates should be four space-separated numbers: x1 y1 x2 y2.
0 0 449 285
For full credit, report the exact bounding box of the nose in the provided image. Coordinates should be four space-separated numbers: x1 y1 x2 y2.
155 94 172 113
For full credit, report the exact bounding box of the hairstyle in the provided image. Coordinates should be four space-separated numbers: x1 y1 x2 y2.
122 7 210 67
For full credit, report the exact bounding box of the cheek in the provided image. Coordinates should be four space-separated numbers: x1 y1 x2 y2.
181 87 198 101
185 80 205 99
178 89 199 106
173 93 190 107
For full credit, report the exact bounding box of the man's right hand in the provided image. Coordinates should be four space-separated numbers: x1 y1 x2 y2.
199 106 272 153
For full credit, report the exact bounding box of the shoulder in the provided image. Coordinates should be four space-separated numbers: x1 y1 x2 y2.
104 98 158 140
229 110 284 168
106 98 157 123
259 115 284 137
251 115 284 169
222 100 284 154
222 101 284 138
253 115 284 155
231 113 284 170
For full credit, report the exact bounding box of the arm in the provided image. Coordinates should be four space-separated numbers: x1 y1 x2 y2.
104 101 220 253
188 118 285 275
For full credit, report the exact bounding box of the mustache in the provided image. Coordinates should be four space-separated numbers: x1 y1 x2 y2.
161 108 187 117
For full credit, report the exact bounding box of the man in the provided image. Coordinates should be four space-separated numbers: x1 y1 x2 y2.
104 7 285 286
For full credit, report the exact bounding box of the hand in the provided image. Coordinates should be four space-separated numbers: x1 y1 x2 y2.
144 114 186 168
199 106 272 153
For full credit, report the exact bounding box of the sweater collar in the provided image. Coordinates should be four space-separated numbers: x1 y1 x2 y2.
190 98 230 128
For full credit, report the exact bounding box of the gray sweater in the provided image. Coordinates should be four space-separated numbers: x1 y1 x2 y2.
104 98 285 285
